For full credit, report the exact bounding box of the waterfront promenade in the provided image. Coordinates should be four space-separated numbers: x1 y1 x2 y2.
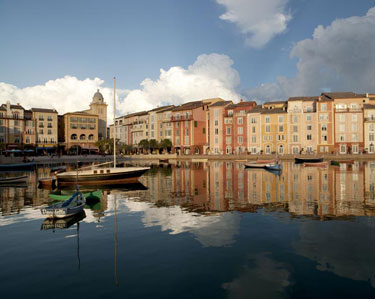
1 152 375 165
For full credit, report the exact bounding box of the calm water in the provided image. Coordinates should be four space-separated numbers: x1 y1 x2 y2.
1 160 375 298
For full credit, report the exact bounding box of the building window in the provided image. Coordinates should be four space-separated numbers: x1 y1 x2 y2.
340 124 345 132
71 134 77 140
88 134 94 140
307 134 312 140
215 128 219 135
322 135 328 141
265 116 270 123
238 127 243 135
306 114 312 121
48 130 52 135
321 103 327 111
214 120 218 126
293 126 298 133
339 114 345 122
226 136 231 144
321 124 327 131
39 115 44 121
238 136 243 144
319 114 328 121
352 124 357 132
39 129 43 134
194 121 197 127
251 117 256 123
292 115 298 123
226 127 231 135
352 134 358 141
279 125 284 132
307 125 312 131
251 136 256 143
228 110 233 117
265 125 270 133
293 135 298 142
340 135 345 141
237 117 243 125
370 133 374 141
278 115 284 123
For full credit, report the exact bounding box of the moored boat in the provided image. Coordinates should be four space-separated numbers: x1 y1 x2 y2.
40 190 86 218
265 163 282 171
56 167 149 186
244 162 268 168
295 157 323 164
49 189 102 201
0 175 28 184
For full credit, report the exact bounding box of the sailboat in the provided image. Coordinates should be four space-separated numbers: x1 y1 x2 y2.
56 77 150 187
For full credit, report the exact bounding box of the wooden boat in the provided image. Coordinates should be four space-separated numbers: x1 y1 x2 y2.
295 157 323 164
0 162 35 171
40 190 86 218
0 175 28 184
304 162 328 167
244 162 269 169
38 178 57 188
49 189 102 202
56 167 149 186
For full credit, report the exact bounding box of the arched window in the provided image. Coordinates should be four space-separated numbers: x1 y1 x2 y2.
80 134 86 140
265 145 271 154
278 145 284 154
88 134 94 140
71 134 77 140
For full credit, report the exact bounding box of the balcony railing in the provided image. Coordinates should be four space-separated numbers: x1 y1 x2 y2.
171 115 193 121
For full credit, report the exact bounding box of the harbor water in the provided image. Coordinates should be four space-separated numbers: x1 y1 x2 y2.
1 160 375 298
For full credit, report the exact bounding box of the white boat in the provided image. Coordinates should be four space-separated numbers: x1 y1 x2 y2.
41 191 86 218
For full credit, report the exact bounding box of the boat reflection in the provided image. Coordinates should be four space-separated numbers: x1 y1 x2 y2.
41 210 86 230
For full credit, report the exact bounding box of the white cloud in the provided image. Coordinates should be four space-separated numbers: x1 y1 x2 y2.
0 54 241 122
216 0 291 48
245 7 375 102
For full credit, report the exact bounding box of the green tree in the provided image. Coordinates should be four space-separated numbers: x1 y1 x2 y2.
138 139 150 153
149 139 159 152
160 139 172 152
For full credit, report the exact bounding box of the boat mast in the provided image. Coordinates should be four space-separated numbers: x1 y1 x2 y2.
113 77 116 169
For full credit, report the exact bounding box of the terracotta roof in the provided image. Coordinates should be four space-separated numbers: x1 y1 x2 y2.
248 106 266 114
261 107 287 114
31 108 57 113
148 105 175 113
226 101 257 109
321 92 364 99
172 100 205 112
0 103 25 110
263 100 287 105
209 101 233 107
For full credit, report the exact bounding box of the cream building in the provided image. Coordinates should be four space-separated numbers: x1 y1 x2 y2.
156 106 174 142
364 104 375 153
247 106 263 154
31 108 58 151
0 102 25 146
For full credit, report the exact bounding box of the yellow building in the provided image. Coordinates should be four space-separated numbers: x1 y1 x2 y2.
31 108 58 152
83 90 107 140
261 101 288 155
0 102 25 147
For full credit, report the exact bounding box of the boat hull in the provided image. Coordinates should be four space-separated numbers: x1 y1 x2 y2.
0 175 28 183
0 162 35 171
244 162 267 169
57 168 149 186
295 157 323 163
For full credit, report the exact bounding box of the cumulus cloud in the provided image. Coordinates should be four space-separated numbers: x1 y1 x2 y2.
118 53 241 114
0 54 242 122
244 7 375 102
216 0 291 48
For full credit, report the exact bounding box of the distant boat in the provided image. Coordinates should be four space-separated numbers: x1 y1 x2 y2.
0 162 35 171
295 157 323 164
41 190 86 218
244 162 269 169
0 175 28 184
304 162 328 167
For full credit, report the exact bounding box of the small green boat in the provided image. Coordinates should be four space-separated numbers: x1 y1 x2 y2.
330 160 340 166
49 190 102 202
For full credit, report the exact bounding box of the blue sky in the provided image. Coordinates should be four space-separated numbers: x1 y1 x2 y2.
0 0 374 115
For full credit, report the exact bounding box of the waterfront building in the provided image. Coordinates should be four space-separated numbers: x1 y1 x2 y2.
261 101 288 155
208 100 232 155
156 105 175 143
59 111 99 152
23 110 36 146
287 98 304 154
223 100 256 155
317 95 335 154
171 99 223 155
31 108 58 152
130 111 148 147
363 104 375 153
323 92 365 154
247 105 264 154
0 102 25 147
83 89 107 140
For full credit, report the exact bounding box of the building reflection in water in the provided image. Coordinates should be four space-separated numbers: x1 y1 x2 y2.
141 160 375 218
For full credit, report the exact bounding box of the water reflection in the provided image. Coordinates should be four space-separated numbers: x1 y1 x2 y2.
140 161 375 218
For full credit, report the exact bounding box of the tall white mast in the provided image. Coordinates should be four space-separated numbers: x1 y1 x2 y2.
113 77 116 168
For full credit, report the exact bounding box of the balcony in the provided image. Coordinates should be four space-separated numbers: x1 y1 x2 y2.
365 116 375 122
171 115 193 121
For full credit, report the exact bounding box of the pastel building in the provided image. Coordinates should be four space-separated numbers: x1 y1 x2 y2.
363 104 375 153
317 95 335 154
0 102 26 146
208 100 232 154
156 106 174 142
247 106 263 154
31 108 58 152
